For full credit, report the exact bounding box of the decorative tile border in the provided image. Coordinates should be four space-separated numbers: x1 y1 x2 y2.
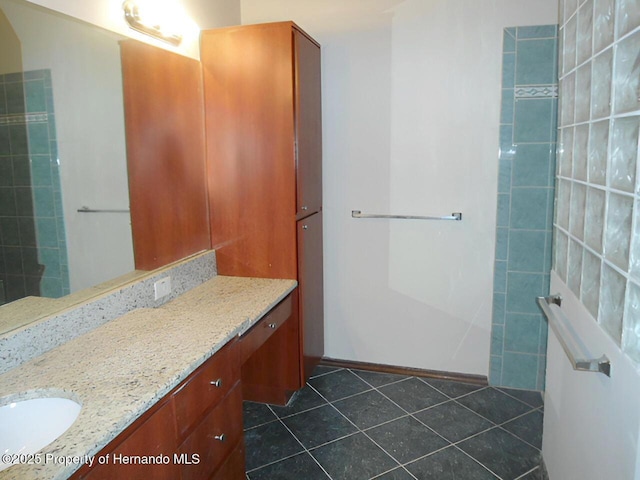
515 85 558 98
0 112 48 125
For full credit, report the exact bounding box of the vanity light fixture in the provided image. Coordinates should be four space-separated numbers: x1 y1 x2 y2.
122 0 184 46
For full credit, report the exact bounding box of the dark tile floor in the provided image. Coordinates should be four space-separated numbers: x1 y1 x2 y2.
243 366 544 480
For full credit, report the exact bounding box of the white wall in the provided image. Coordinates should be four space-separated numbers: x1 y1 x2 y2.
544 273 640 479
24 0 241 59
242 0 558 376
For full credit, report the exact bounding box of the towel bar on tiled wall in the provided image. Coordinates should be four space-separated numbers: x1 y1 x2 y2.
351 210 462 221
77 206 130 213
537 294 611 377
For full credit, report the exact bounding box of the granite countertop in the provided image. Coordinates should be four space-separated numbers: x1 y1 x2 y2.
0 275 297 480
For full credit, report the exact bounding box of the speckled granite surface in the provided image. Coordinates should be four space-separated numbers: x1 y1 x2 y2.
0 275 296 480
0 251 217 374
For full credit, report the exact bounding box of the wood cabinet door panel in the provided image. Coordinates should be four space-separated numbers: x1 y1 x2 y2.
211 441 246 480
294 28 322 219
298 212 324 381
179 383 243 480
75 398 178 480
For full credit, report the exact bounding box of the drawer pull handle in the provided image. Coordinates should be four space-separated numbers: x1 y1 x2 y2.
268 323 277 329
210 378 223 387
214 434 226 442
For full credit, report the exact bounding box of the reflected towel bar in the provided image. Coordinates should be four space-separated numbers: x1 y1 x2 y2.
351 210 462 221
77 206 130 213
537 294 611 377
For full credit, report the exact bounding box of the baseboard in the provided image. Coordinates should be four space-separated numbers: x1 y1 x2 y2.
320 357 488 386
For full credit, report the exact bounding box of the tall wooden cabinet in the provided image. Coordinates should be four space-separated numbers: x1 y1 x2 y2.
201 22 323 401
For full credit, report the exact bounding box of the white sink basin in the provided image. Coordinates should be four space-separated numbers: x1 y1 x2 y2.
0 396 81 471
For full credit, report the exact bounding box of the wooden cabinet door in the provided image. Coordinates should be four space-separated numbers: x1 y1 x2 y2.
297 212 324 381
294 28 322 220
75 398 179 480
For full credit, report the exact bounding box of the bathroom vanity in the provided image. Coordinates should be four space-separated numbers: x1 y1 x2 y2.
0 275 297 480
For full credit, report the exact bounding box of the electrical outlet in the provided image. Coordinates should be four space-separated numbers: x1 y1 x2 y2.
154 276 172 300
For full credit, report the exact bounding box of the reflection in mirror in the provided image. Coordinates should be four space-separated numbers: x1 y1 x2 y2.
0 0 135 330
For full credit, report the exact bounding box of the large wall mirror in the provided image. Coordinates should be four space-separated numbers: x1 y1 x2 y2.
0 0 138 332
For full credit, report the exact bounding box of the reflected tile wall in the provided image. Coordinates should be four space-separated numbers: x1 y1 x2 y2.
556 1 640 364
491 26 558 391
0 69 68 302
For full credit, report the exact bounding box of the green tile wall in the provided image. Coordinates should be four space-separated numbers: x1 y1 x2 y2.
490 26 559 391
0 69 69 303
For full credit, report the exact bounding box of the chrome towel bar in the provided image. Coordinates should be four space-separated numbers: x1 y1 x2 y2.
351 210 462 221
77 206 130 213
537 294 611 377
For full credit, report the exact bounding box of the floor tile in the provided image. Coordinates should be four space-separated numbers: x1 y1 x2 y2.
517 467 542 479
372 467 415 479
311 365 342 378
270 385 327 418
406 446 499 480
247 452 330 480
311 433 398 480
458 427 540 479
351 369 410 387
456 388 533 424
499 387 544 408
422 378 485 398
243 401 278 430
379 377 448 413
244 421 304 471
308 369 372 401
366 416 449 464
413 401 494 443
281 404 357 449
333 389 405 429
245 370 545 478
502 410 544 449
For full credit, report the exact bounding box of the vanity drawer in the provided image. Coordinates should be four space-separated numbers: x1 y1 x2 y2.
173 339 239 440
179 382 243 480
238 294 292 363
211 440 246 480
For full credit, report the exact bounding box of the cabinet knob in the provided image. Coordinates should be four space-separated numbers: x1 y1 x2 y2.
210 378 223 387
301 206 308 210
214 434 226 442
268 323 277 329
302 225 308 230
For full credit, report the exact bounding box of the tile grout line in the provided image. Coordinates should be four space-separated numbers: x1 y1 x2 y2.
352 373 470 476
306 380 410 478
246 406 336 480
515 465 540 479
246 370 544 479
